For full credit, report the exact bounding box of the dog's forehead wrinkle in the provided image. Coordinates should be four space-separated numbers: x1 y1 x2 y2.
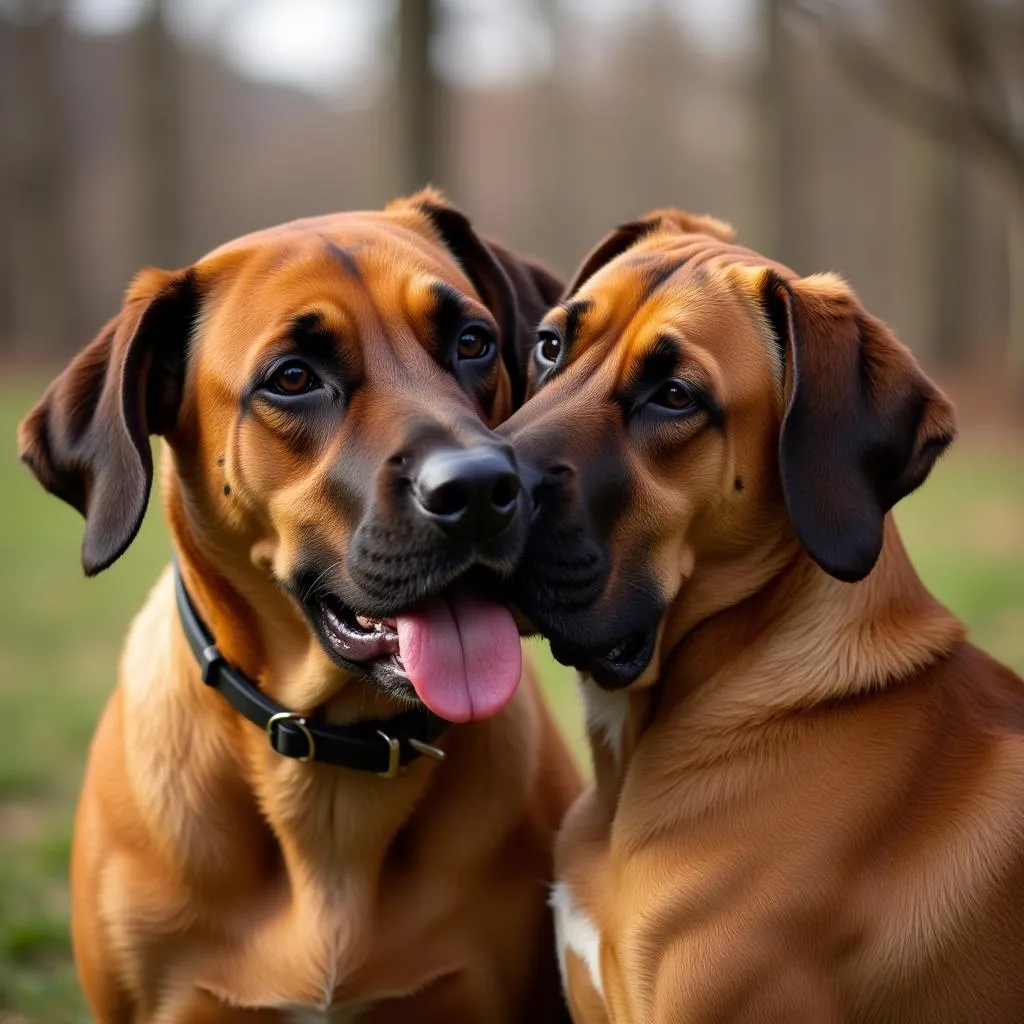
321 237 363 280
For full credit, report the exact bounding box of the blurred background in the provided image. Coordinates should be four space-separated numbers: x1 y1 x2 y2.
0 0 1021 1020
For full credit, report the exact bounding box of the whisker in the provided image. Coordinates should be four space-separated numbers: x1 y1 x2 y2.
300 560 345 603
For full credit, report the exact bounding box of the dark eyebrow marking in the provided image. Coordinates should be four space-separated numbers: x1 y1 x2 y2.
641 258 687 300
534 298 592 384
562 298 592 350
288 311 358 379
429 282 470 358
622 333 723 427
624 334 681 398
322 237 362 280
240 312 356 414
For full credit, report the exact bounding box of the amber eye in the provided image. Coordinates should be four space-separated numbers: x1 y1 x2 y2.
652 380 699 412
456 328 493 361
537 330 561 364
270 360 318 395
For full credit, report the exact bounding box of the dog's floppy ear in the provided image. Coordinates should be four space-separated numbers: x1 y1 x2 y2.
564 218 661 297
410 190 565 407
479 236 564 405
18 267 198 576
565 209 734 297
761 271 956 583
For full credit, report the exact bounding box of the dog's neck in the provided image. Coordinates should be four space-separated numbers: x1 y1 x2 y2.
585 517 964 797
159 459 451 869
162 452 397 720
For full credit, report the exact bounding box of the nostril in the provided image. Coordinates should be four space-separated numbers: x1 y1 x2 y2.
550 464 573 479
413 447 523 538
491 474 520 511
423 480 471 517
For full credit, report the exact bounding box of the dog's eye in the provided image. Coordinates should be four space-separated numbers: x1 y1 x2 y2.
536 330 561 364
652 380 700 413
270 360 320 395
456 328 494 362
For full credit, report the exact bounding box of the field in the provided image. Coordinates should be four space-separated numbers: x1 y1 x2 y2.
0 378 1021 1023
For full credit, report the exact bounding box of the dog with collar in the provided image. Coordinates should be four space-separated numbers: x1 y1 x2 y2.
19 190 580 1022
498 210 1024 1023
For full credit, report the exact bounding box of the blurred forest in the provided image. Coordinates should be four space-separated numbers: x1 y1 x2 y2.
1 0 1023 410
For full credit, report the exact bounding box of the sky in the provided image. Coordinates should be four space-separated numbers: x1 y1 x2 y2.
64 0 756 105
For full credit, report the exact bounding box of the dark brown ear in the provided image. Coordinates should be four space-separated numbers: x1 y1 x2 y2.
564 219 661 297
414 192 565 407
564 209 734 296
762 271 956 582
18 267 197 576
479 236 565 406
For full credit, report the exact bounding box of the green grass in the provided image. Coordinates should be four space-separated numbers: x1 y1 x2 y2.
0 377 1021 1022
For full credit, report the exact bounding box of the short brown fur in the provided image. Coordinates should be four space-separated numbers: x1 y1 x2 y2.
501 211 1024 1023
19 191 579 1022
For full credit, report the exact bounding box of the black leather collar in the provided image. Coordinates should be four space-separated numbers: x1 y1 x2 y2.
173 566 449 776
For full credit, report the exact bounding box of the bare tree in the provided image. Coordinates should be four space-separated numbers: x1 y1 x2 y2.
397 0 442 193
788 0 1023 192
130 0 182 269
1 0 76 359
756 0 808 270
787 0 1024 401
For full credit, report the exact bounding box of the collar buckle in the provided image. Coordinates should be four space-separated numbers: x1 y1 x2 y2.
267 711 316 762
376 732 446 780
376 730 402 778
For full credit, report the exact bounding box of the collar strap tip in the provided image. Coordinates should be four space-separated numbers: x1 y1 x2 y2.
200 644 223 686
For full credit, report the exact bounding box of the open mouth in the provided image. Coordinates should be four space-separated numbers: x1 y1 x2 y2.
310 588 524 723
320 595 403 668
550 626 657 690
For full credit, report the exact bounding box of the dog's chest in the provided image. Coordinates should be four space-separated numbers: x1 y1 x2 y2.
550 880 606 1006
192 885 426 1018
580 675 629 763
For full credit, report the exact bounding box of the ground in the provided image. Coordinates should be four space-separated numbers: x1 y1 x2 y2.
0 379 1021 1023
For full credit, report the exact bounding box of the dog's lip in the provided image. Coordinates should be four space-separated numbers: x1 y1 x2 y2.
599 630 650 666
317 594 404 667
549 626 657 688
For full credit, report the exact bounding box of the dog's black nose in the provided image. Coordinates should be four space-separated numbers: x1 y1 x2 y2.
413 447 520 540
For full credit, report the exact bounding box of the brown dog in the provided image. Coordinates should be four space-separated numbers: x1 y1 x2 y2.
497 210 1024 1023
19 189 580 1022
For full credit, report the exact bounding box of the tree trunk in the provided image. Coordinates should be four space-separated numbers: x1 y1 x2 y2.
130 0 181 269
396 0 441 194
755 0 804 270
1 0 76 360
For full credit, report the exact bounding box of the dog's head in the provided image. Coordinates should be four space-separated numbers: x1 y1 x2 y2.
499 210 956 689
18 190 563 721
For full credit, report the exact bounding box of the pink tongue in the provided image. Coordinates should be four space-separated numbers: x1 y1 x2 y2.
396 590 522 722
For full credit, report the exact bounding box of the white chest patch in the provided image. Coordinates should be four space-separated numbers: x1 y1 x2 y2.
580 675 628 762
550 881 604 1002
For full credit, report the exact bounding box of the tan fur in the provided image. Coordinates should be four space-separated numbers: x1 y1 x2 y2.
509 213 1024 1022
23 194 580 1022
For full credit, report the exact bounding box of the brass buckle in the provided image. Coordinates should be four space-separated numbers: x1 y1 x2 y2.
377 730 402 779
267 711 315 762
